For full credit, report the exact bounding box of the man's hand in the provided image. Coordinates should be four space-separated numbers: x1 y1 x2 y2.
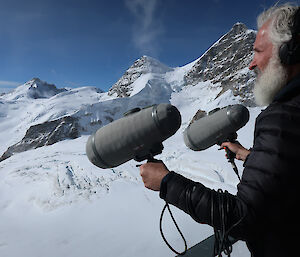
139 161 169 191
220 142 250 162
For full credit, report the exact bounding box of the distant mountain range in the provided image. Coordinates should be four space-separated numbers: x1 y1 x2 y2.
0 22 256 162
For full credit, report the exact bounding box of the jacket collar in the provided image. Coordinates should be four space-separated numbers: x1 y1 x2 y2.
273 73 300 102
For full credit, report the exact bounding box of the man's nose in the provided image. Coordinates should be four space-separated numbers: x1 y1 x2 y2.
249 58 257 70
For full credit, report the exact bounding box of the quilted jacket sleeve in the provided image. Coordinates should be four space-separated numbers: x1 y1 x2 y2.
159 103 300 240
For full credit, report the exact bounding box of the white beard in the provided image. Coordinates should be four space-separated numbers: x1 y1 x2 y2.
253 55 288 106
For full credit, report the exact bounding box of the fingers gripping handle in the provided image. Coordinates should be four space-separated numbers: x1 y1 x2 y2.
224 146 236 162
219 145 241 182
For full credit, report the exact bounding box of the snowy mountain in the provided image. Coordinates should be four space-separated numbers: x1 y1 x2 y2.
0 84 109 159
108 55 173 97
0 23 259 257
3 78 67 100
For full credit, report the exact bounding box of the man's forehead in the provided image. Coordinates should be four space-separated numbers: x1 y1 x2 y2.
255 29 267 46
258 20 272 38
254 21 272 48
259 29 267 36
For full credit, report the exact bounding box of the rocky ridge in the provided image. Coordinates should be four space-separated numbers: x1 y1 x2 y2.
184 23 257 105
0 116 79 161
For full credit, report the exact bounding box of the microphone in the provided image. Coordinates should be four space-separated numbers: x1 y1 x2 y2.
86 103 181 169
183 104 249 151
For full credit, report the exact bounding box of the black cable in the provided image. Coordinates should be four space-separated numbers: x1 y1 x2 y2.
212 189 246 257
213 189 233 257
159 148 243 256
159 201 188 256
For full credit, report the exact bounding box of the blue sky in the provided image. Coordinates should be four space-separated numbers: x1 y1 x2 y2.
0 0 296 92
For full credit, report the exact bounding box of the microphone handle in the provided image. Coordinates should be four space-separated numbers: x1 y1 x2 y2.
224 146 236 162
224 145 241 181
135 156 162 167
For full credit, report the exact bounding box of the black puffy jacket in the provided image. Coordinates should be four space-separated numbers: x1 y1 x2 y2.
160 74 300 257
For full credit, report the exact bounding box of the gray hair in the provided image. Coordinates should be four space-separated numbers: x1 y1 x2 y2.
257 2 299 47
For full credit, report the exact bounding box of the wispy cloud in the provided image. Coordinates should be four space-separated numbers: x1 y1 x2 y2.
0 80 21 93
125 0 163 56
0 80 21 87
64 81 81 88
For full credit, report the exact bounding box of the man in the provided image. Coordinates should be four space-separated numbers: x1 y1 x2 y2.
140 3 300 257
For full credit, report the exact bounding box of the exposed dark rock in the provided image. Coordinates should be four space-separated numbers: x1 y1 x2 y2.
190 110 207 124
0 116 80 162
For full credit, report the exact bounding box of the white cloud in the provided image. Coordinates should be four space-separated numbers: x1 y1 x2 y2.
125 0 163 56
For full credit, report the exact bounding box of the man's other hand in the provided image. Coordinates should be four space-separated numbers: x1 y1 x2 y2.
220 142 250 161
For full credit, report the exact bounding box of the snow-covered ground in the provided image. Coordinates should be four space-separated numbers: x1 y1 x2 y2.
0 110 259 257
0 54 261 256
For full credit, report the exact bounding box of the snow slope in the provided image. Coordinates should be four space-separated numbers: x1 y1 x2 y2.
0 80 260 257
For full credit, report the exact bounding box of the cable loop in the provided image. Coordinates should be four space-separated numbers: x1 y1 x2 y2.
160 202 188 255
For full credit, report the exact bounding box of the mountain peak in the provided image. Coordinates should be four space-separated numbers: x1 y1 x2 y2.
232 22 247 30
184 22 257 104
108 55 173 98
4 78 66 100
228 22 255 37
131 55 172 74
25 77 45 89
